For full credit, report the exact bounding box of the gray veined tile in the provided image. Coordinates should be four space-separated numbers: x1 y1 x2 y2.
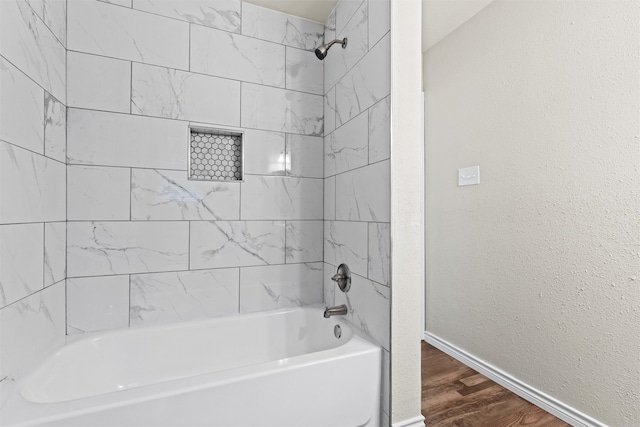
368 222 390 286
286 134 324 178
369 0 390 47
190 221 285 269
67 0 189 70
0 224 44 308
285 47 323 95
335 0 365 34
368 96 391 163
132 63 240 126
243 129 286 176
67 109 187 170
133 0 241 33
324 176 336 221
241 3 324 51
336 33 390 126
44 222 66 287
241 83 323 136
130 268 240 327
325 0 368 91
239 263 323 313
0 282 65 379
67 52 131 113
67 165 131 221
44 0 67 46
323 262 335 306
324 87 336 135
240 175 323 220
285 221 323 263
0 0 66 102
131 169 240 221
44 93 66 163
191 25 285 87
67 276 130 334
0 57 44 155
336 160 390 222
335 273 390 350
324 221 368 277
0 142 66 224
67 221 189 277
324 110 368 177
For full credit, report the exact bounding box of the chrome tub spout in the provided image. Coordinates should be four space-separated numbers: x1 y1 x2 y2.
323 304 348 318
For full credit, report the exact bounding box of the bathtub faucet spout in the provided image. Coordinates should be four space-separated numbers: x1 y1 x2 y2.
324 304 348 318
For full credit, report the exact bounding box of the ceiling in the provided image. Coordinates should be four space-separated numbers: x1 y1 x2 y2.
242 0 338 23
422 0 496 51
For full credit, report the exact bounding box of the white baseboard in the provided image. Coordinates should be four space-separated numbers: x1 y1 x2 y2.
392 414 425 427
423 332 608 427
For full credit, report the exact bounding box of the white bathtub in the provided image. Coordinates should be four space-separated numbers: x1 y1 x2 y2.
1 306 381 427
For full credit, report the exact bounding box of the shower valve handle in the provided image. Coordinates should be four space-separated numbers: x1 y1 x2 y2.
331 264 351 293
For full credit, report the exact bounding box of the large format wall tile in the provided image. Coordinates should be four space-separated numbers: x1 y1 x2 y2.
67 276 130 334
0 142 66 224
286 134 323 178
131 169 240 220
368 96 391 163
44 93 66 163
324 176 336 220
335 273 390 350
0 224 43 308
132 63 240 125
369 0 390 47
67 109 187 169
133 0 241 33
325 0 368 91
336 33 390 126
44 222 66 287
0 0 65 102
67 52 131 113
43 0 67 46
324 110 368 176
324 87 336 135
336 159 390 222
241 83 323 136
0 282 65 379
0 57 44 154
241 176 323 220
243 129 286 176
130 268 240 326
285 48 323 95
190 221 285 269
67 221 189 277
368 222 390 286
239 262 323 313
191 26 285 87
67 165 131 221
68 0 189 70
335 0 365 34
285 221 323 263
241 3 323 51
324 220 368 276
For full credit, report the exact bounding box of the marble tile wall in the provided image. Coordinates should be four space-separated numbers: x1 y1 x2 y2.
322 0 391 423
0 0 67 406
65 0 326 334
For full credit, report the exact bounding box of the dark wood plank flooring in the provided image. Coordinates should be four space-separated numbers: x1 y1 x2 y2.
421 341 571 427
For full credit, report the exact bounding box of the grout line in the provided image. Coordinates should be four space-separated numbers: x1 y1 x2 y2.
1 139 67 167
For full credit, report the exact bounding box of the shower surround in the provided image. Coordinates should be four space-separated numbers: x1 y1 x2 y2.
0 0 390 422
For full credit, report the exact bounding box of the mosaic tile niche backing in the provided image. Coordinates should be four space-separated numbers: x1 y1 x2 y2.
189 127 243 181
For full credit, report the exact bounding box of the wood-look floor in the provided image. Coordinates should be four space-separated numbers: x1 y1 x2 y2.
421 341 571 427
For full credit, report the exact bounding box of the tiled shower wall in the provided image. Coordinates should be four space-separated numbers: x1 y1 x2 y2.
0 0 67 398
322 0 391 422
65 0 327 333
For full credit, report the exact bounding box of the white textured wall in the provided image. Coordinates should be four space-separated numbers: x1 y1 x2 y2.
424 1 639 425
391 0 424 425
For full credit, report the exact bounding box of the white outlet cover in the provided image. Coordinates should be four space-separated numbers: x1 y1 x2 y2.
458 166 480 186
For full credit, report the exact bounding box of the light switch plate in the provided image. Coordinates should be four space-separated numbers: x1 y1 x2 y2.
458 166 480 186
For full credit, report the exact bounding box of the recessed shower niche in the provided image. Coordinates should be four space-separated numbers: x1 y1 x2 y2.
188 125 244 182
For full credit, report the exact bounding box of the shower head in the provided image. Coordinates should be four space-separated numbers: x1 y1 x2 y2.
315 38 348 60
